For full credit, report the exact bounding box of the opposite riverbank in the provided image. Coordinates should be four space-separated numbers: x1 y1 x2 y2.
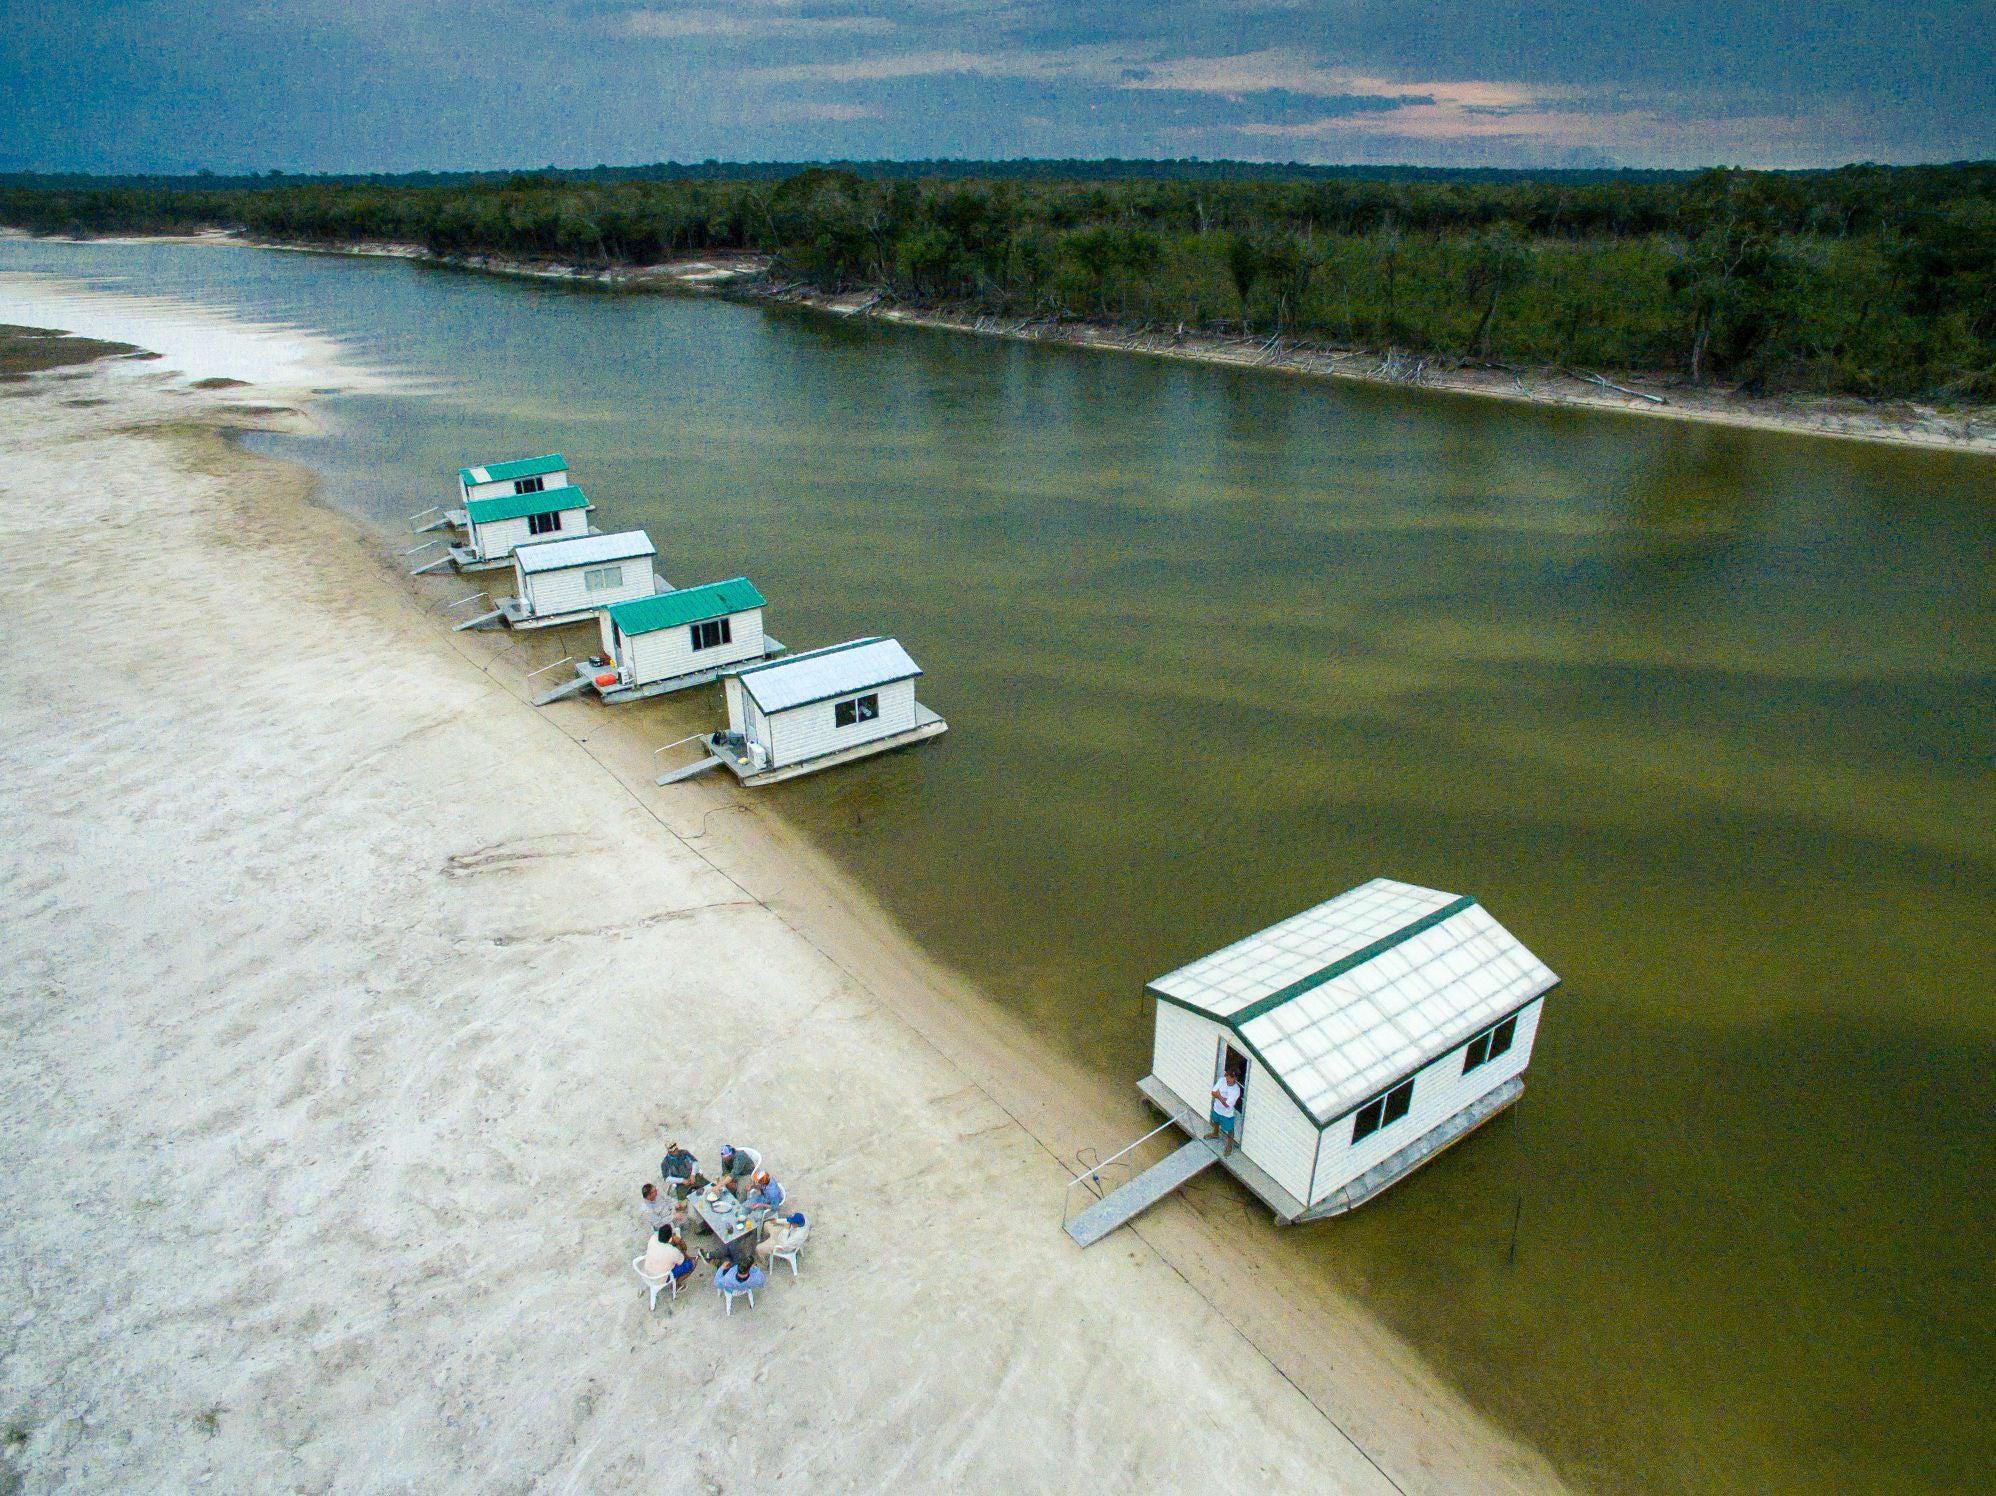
0 303 1564 1486
254 233 1995 456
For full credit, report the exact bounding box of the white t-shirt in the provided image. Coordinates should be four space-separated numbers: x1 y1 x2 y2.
1212 1079 1241 1118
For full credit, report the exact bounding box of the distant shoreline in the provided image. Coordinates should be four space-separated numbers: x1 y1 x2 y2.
8 226 1990 454
160 229 1996 457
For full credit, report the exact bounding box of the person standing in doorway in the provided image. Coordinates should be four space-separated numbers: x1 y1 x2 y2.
1209 1066 1242 1156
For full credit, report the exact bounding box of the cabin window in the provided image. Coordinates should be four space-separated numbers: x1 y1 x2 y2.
1351 1078 1414 1144
834 692 880 728
1462 1014 1521 1075
527 510 561 535
514 476 545 495
583 565 625 592
690 618 733 652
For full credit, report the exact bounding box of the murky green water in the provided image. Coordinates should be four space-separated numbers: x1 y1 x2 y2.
7 240 1990 1492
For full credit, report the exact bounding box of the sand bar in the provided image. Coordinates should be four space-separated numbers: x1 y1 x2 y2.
0 297 1561 1491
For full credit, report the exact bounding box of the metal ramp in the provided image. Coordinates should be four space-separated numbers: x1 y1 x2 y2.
410 553 453 576
452 607 504 632
657 754 724 784
1064 1137 1220 1248
528 658 593 706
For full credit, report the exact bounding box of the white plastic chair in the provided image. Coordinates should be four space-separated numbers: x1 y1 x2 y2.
717 1273 760 1315
739 1147 764 1177
633 1256 679 1311
768 1224 810 1278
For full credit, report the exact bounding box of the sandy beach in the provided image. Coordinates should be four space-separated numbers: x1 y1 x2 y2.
0 302 1566 1490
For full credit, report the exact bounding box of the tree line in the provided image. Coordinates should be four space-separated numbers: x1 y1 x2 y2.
3 163 1991 398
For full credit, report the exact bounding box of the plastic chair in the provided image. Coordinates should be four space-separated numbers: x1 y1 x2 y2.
769 1223 810 1278
633 1256 679 1311
717 1268 764 1315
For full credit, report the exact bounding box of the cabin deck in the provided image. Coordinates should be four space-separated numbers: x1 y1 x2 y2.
1136 1072 1524 1224
1135 1074 1308 1223
710 704 948 785
447 544 514 573
449 523 605 574
494 571 671 630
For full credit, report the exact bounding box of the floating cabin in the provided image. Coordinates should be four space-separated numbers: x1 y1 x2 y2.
1065 878 1556 1247
656 637 947 786
457 530 663 631
421 455 594 574
536 577 784 705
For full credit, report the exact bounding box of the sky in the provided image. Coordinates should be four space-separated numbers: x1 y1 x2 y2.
2 0 1991 174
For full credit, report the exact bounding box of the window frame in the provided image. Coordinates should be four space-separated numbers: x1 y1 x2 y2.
526 509 561 535
1351 1077 1414 1145
689 617 734 652
1461 1013 1521 1075
834 692 881 729
582 564 625 593
514 475 545 495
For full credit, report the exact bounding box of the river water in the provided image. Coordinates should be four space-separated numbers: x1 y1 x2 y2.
6 239 1990 1493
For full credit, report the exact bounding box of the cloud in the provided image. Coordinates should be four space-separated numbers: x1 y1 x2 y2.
762 99 884 123
0 0 1988 171
747 44 1125 86
610 4 891 41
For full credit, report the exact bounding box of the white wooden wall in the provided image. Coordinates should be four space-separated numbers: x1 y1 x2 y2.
1238 1058 1319 1204
1151 1001 1223 1115
519 559 655 618
764 676 917 768
472 505 584 561
1307 997 1542 1204
463 470 572 503
1151 1001 1316 1206
623 610 766 685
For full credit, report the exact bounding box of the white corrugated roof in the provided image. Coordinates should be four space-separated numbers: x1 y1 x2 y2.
1150 878 1556 1123
733 637 921 714
513 529 657 574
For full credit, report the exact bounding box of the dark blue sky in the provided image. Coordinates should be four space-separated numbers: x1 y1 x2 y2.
4 1 1990 172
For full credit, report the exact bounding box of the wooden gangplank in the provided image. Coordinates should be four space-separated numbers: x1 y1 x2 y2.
1064 1137 1220 1248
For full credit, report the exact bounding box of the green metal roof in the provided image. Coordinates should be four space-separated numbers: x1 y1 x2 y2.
464 485 592 526
459 453 567 487
606 578 766 636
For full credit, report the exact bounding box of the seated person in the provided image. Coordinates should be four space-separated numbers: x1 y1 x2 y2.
639 1182 674 1235
717 1258 766 1296
716 1143 756 1194
742 1171 786 1213
641 1226 691 1282
754 1212 808 1268
659 1142 699 1190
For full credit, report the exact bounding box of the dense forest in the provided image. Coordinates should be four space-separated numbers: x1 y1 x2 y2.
5 163 1992 398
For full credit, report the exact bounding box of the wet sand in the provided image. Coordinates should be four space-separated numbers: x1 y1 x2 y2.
0 317 1562 1487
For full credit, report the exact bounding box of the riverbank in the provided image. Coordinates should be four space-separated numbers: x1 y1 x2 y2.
227 232 1995 456
0 310 1564 1485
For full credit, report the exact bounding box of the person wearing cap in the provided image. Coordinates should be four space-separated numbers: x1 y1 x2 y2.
717 1144 756 1196
743 1172 785 1214
659 1142 699 1191
754 1212 808 1270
